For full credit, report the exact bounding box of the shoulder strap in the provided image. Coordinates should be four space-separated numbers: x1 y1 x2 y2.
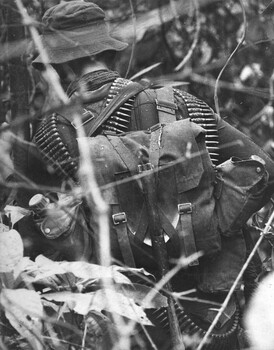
87 81 149 137
107 136 149 250
155 87 177 124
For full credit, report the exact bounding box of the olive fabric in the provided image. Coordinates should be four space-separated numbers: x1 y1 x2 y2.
32 1 128 68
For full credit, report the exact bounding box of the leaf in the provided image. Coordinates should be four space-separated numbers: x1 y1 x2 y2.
0 223 9 233
4 205 30 226
16 256 132 293
0 289 44 350
34 256 131 285
43 289 153 325
20 256 66 290
81 311 115 349
112 266 155 280
60 261 132 285
112 283 168 309
13 257 37 280
0 229 24 273
244 272 274 350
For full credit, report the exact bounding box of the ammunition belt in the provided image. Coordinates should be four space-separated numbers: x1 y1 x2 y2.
146 301 239 350
102 82 220 167
34 82 219 180
102 78 134 134
174 89 219 165
34 114 78 180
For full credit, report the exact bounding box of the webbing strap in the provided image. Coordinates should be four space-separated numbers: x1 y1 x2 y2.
107 136 146 266
106 136 138 173
177 202 199 266
155 87 177 124
133 204 149 244
158 207 180 254
112 207 136 267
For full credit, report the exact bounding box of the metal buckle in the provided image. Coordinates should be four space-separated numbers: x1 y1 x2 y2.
138 163 154 173
156 99 178 115
71 109 95 129
112 212 127 225
178 203 192 215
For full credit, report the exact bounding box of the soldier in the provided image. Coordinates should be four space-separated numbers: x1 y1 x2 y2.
15 1 274 349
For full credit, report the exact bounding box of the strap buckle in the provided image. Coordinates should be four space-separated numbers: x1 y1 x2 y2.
156 99 177 115
138 163 154 173
112 212 127 225
71 109 95 129
178 203 192 215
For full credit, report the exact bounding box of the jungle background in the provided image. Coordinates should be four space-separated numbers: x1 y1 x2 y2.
1 0 274 349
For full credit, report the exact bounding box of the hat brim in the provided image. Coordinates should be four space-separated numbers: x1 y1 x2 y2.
32 23 128 68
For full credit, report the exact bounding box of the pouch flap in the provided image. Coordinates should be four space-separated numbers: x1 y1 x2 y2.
216 156 266 188
215 155 268 236
158 119 206 193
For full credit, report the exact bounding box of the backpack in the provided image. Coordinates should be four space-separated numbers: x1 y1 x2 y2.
31 83 268 291
87 119 219 268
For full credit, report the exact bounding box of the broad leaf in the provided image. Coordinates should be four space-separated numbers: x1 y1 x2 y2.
43 289 153 325
111 283 168 309
112 266 155 280
35 255 131 284
0 289 44 350
4 205 30 226
60 261 132 285
0 228 24 273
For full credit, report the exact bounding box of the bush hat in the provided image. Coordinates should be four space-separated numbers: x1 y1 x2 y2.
32 1 128 68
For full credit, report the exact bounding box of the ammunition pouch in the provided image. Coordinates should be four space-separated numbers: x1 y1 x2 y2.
215 155 268 236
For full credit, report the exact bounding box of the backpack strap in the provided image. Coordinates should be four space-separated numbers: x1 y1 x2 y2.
107 136 148 248
177 200 199 266
155 87 177 124
112 205 136 267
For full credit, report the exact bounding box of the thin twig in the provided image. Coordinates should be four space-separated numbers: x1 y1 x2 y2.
214 0 247 116
191 72 269 100
197 209 274 350
142 252 203 308
81 321 88 350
